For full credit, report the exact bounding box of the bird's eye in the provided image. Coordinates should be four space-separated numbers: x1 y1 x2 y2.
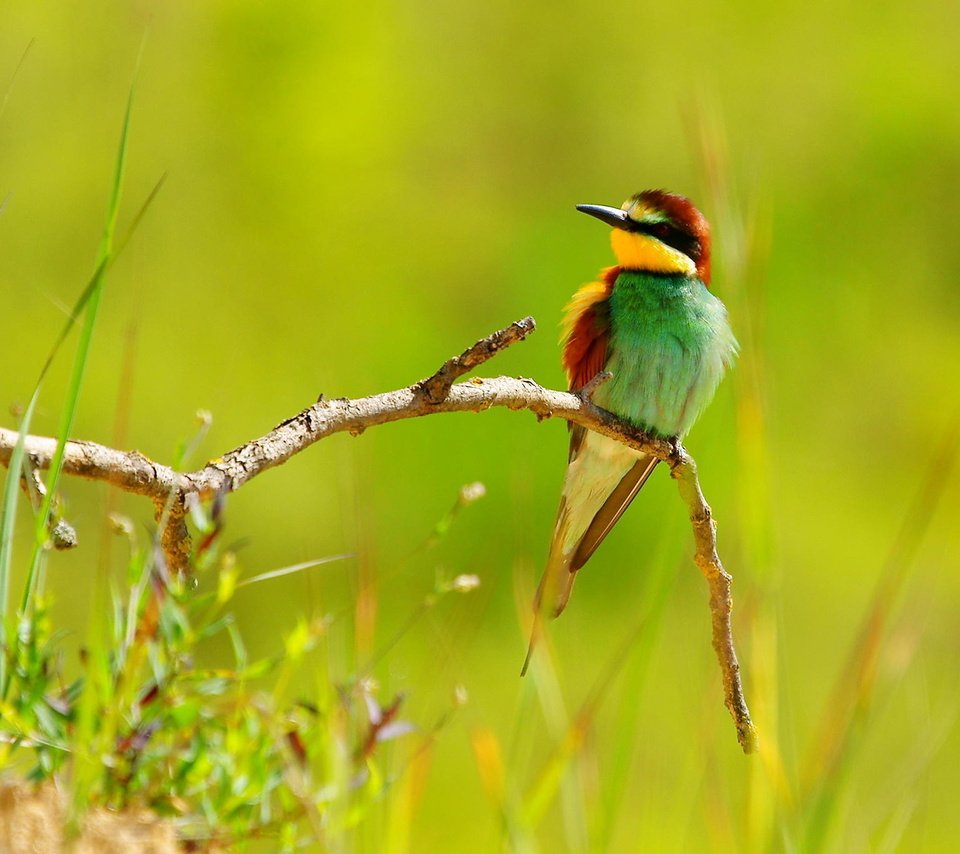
652 223 673 240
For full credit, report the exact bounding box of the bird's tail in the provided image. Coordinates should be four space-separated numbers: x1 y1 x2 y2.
521 450 659 675
521 505 576 676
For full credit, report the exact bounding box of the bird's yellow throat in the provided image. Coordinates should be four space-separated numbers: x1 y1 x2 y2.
610 228 696 276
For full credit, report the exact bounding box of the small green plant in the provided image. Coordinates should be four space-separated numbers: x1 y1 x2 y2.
0 504 476 849
0 74 483 849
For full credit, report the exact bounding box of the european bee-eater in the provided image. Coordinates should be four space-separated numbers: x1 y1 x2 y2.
528 190 737 659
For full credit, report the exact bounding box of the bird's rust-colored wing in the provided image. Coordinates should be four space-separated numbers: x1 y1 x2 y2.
561 265 619 390
561 266 619 461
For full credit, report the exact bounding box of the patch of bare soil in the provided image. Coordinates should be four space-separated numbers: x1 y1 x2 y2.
0 780 179 853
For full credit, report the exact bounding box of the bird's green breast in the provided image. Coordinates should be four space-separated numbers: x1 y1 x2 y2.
595 270 738 438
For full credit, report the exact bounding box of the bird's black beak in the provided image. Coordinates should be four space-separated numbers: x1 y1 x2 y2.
576 203 632 231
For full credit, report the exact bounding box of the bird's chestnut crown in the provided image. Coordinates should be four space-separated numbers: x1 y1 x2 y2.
622 191 709 270
577 189 712 283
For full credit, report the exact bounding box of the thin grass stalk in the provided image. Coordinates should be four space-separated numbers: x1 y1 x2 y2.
0 390 41 696
799 413 960 850
23 82 135 608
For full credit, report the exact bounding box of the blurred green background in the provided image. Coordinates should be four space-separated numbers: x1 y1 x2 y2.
2 0 959 850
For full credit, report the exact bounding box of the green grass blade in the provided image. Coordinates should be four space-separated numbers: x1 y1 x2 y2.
3 85 163 627
0 38 34 125
0 388 41 694
592 549 679 850
236 554 355 589
113 172 167 261
22 81 137 609
800 412 960 849
0 164 163 640
520 607 661 836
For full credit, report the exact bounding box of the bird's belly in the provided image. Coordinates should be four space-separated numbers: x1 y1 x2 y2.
597 326 730 438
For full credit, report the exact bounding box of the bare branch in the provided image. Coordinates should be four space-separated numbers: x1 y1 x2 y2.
0 431 187 501
669 449 758 753
179 376 675 500
0 316 755 752
416 315 536 403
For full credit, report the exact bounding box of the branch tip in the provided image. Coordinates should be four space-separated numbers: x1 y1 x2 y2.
578 370 613 400
418 316 538 404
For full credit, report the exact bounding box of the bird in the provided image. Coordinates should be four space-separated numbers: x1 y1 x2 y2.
523 190 738 672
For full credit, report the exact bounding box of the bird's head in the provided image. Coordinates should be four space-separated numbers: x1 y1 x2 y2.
576 190 711 284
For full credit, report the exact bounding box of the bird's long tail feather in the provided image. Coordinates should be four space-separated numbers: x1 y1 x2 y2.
521 449 659 675
521 506 575 675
